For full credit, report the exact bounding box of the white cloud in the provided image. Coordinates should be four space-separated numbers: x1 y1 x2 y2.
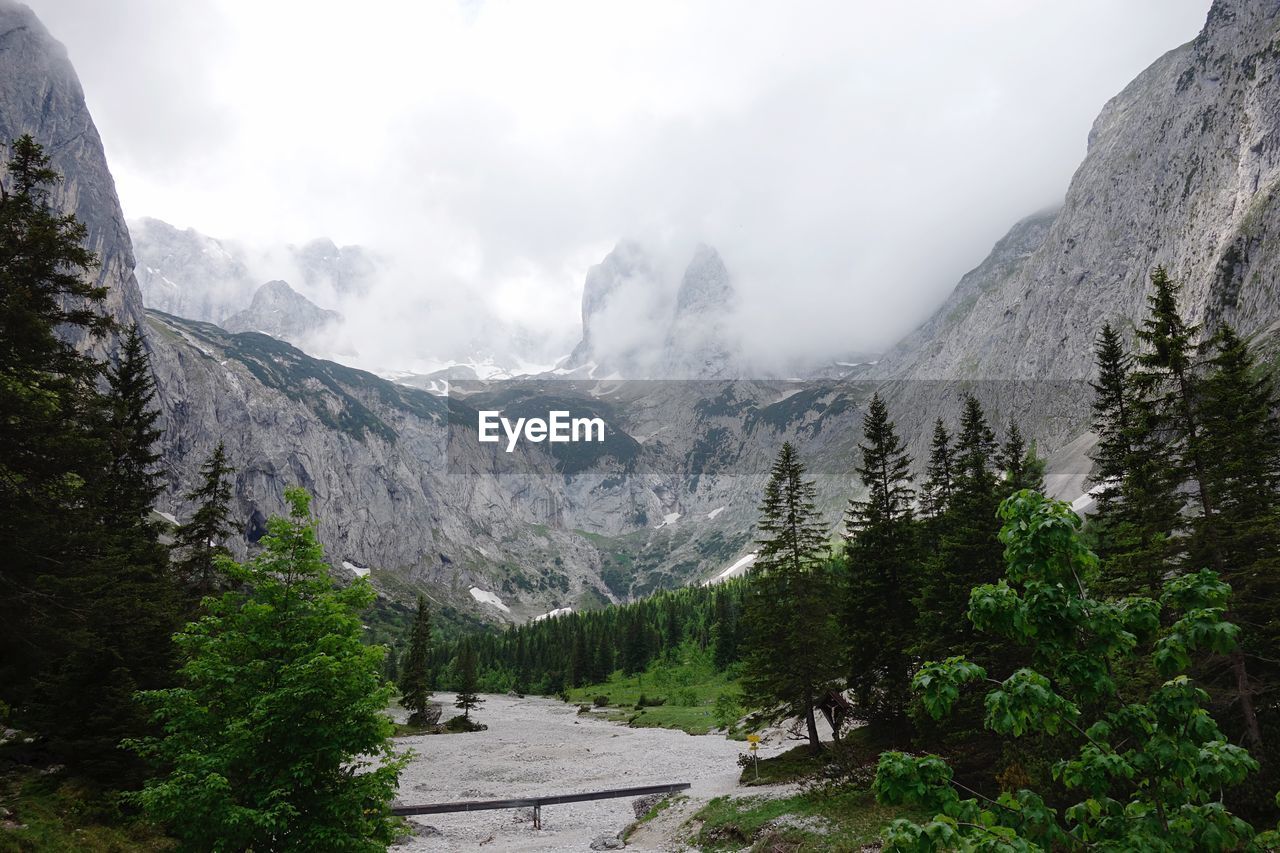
30 0 1212 364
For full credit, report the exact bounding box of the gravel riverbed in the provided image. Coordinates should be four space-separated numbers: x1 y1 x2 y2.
392 693 785 852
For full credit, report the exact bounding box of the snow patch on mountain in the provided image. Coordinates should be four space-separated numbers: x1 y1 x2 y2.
705 553 758 586
469 587 510 613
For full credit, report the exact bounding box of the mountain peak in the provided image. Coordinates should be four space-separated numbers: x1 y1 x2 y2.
222 280 340 344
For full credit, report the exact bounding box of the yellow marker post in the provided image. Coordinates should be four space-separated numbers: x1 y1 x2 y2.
746 734 761 780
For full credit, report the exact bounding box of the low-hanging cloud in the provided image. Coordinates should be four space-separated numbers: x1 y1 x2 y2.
30 0 1211 369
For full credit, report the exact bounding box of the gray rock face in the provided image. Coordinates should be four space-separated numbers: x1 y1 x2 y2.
222 280 341 344
131 218 378 325
877 0 1280 386
662 244 739 379
131 217 258 325
0 0 143 353
563 242 742 378
12 0 1280 624
292 237 377 297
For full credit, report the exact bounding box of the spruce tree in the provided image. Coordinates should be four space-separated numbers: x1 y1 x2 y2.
710 588 740 671
0 136 113 708
1130 267 1210 565
920 418 955 522
400 594 434 725
914 395 1004 669
741 443 841 752
843 393 919 722
1090 317 1183 597
37 324 182 781
131 489 404 849
173 441 236 595
454 639 483 720
1088 323 1136 566
996 419 1044 494
1196 325 1279 760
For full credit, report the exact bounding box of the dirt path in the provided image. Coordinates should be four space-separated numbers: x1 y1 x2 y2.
392 693 788 851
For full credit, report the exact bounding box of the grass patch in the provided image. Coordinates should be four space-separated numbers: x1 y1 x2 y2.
692 787 925 852
739 723 905 786
566 648 742 736
739 744 826 786
621 793 685 842
0 772 174 852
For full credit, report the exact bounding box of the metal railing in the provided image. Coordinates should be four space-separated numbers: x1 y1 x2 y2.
392 782 692 830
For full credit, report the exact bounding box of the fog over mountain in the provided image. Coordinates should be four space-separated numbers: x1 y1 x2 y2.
27 0 1211 371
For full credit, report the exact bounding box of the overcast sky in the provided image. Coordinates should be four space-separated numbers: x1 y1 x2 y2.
30 0 1211 366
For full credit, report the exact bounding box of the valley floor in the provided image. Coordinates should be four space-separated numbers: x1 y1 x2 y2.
392 692 788 851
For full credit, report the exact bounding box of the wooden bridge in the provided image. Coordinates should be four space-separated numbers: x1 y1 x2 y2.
392 782 692 830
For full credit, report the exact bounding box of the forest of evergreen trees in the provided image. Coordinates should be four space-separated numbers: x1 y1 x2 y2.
0 138 405 848
6 130 1280 848
421 268 1280 845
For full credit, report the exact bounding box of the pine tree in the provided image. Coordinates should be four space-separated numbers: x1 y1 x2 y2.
1090 316 1183 597
400 595 434 725
131 489 404 850
843 393 919 722
1088 323 1137 565
920 419 955 522
1195 325 1280 760
1131 267 1211 565
914 395 1004 669
0 136 113 709
36 323 182 781
742 443 842 752
173 441 236 595
454 639 483 720
1130 270 1262 750
98 326 164 521
996 419 1044 494
710 588 740 671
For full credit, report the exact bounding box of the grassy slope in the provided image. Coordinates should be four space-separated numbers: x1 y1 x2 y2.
692 787 926 852
566 651 743 736
694 726 927 851
0 773 173 852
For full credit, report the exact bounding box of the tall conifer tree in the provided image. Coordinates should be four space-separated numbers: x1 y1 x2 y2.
174 441 236 595
844 394 918 722
920 419 955 522
914 396 1003 667
400 595 434 725
742 443 841 752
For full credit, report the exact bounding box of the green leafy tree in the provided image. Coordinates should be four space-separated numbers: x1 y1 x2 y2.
131 488 404 851
742 442 842 752
454 639 483 720
844 393 919 722
400 594 434 725
874 491 1270 851
173 442 236 595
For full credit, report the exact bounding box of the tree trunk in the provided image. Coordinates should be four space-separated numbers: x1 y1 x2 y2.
805 702 821 754
1230 648 1264 750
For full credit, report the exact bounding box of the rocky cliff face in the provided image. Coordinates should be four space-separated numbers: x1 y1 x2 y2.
9 0 1280 623
222 280 341 344
131 217 258 325
877 0 1280 384
131 217 377 325
0 0 142 352
562 242 743 378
